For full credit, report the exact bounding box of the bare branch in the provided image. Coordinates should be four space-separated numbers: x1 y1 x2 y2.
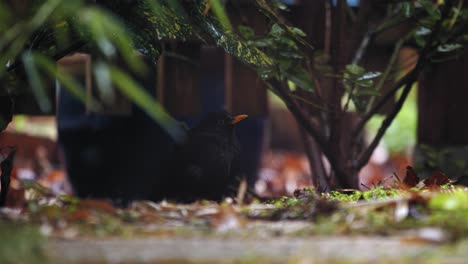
365 38 405 113
352 65 417 139
356 71 416 169
268 79 328 153
351 33 371 65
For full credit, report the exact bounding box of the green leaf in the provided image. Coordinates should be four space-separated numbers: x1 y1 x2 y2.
288 26 307 37
208 0 232 30
278 50 304 59
272 1 288 11
437 43 463 52
93 61 114 105
270 23 285 37
419 0 441 20
33 53 92 109
21 53 52 113
356 79 374 88
108 66 186 143
277 58 293 70
356 87 380 96
359 72 381 80
145 1 193 41
414 34 427 47
402 2 414 17
238 25 256 40
77 7 145 72
0 2 12 29
194 6 273 70
345 64 365 76
255 0 313 49
249 38 274 47
351 97 367 113
275 36 299 49
285 68 315 92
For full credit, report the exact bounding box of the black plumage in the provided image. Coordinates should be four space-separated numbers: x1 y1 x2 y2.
167 111 247 202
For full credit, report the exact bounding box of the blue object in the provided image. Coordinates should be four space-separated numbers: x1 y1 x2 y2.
57 65 175 205
280 0 297 5
332 0 360 7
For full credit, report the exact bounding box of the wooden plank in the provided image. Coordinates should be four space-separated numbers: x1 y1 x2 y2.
225 4 268 117
418 47 468 145
58 53 159 116
225 55 267 116
57 53 93 114
158 43 201 117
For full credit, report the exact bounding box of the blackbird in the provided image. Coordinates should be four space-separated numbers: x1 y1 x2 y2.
167 111 248 202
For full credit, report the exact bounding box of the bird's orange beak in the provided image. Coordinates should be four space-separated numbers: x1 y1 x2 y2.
231 114 248 124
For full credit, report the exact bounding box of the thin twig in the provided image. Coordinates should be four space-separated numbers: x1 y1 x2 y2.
351 67 417 139
364 37 405 114
351 0 373 65
269 80 329 153
163 51 200 67
356 72 416 169
289 93 326 111
305 60 324 102
342 83 355 113
351 33 371 65
360 183 371 190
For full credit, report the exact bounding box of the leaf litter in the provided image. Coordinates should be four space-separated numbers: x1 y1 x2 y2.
0 166 468 247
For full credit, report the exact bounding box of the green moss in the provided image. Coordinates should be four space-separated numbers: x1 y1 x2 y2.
429 188 468 211
273 196 299 208
0 222 46 264
328 190 362 202
362 186 399 200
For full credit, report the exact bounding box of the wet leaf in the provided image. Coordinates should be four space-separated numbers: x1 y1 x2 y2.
238 25 255 40
402 2 414 17
358 71 381 81
285 68 315 92
403 166 420 188
345 64 365 76
288 26 306 37
423 171 450 189
437 43 463 52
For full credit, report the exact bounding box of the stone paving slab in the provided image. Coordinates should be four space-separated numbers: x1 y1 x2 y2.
47 236 468 263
